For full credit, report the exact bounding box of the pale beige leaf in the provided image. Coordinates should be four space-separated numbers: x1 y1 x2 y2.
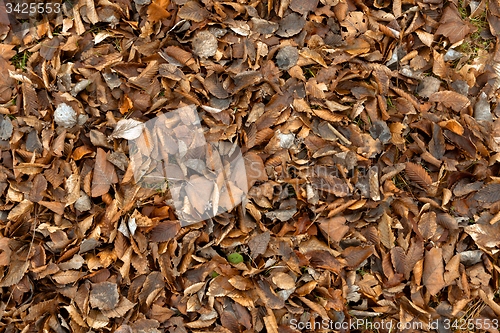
110 119 145 140
65 174 80 207
52 270 85 284
87 310 109 329
272 272 295 290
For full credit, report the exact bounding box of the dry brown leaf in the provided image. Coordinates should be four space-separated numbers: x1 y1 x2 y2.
63 304 88 328
0 238 11 266
342 245 375 269
344 38 371 55
243 152 267 188
52 270 85 285
29 174 47 203
435 5 471 43
248 231 270 259
473 183 500 203
272 272 295 290
0 260 29 287
39 201 65 215
429 91 470 112
90 282 120 311
289 0 318 14
432 50 447 79
7 199 34 222
147 0 171 24
255 280 285 309
177 1 209 22
263 308 279 333
464 223 500 249
92 148 118 197
418 212 437 241
423 247 445 296
318 216 349 243
405 162 432 190
390 246 406 275
150 221 180 242
378 213 395 249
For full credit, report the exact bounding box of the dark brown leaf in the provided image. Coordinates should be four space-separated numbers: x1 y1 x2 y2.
405 162 432 190
473 183 500 203
150 221 180 242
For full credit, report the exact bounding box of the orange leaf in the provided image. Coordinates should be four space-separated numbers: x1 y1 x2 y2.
147 0 171 24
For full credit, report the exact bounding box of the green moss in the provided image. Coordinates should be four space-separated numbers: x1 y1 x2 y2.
11 50 32 70
386 96 393 107
456 0 492 63
303 66 316 79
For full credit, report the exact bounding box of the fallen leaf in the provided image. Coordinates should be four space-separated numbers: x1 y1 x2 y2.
429 91 470 112
110 119 145 140
92 148 118 197
423 247 445 296
90 282 120 311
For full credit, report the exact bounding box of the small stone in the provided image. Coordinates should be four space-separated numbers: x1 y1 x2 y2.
369 121 391 144
444 49 463 61
0 116 13 140
54 103 77 128
75 191 92 212
276 46 299 70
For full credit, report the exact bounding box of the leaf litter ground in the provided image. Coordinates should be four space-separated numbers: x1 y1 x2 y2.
1 0 500 332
